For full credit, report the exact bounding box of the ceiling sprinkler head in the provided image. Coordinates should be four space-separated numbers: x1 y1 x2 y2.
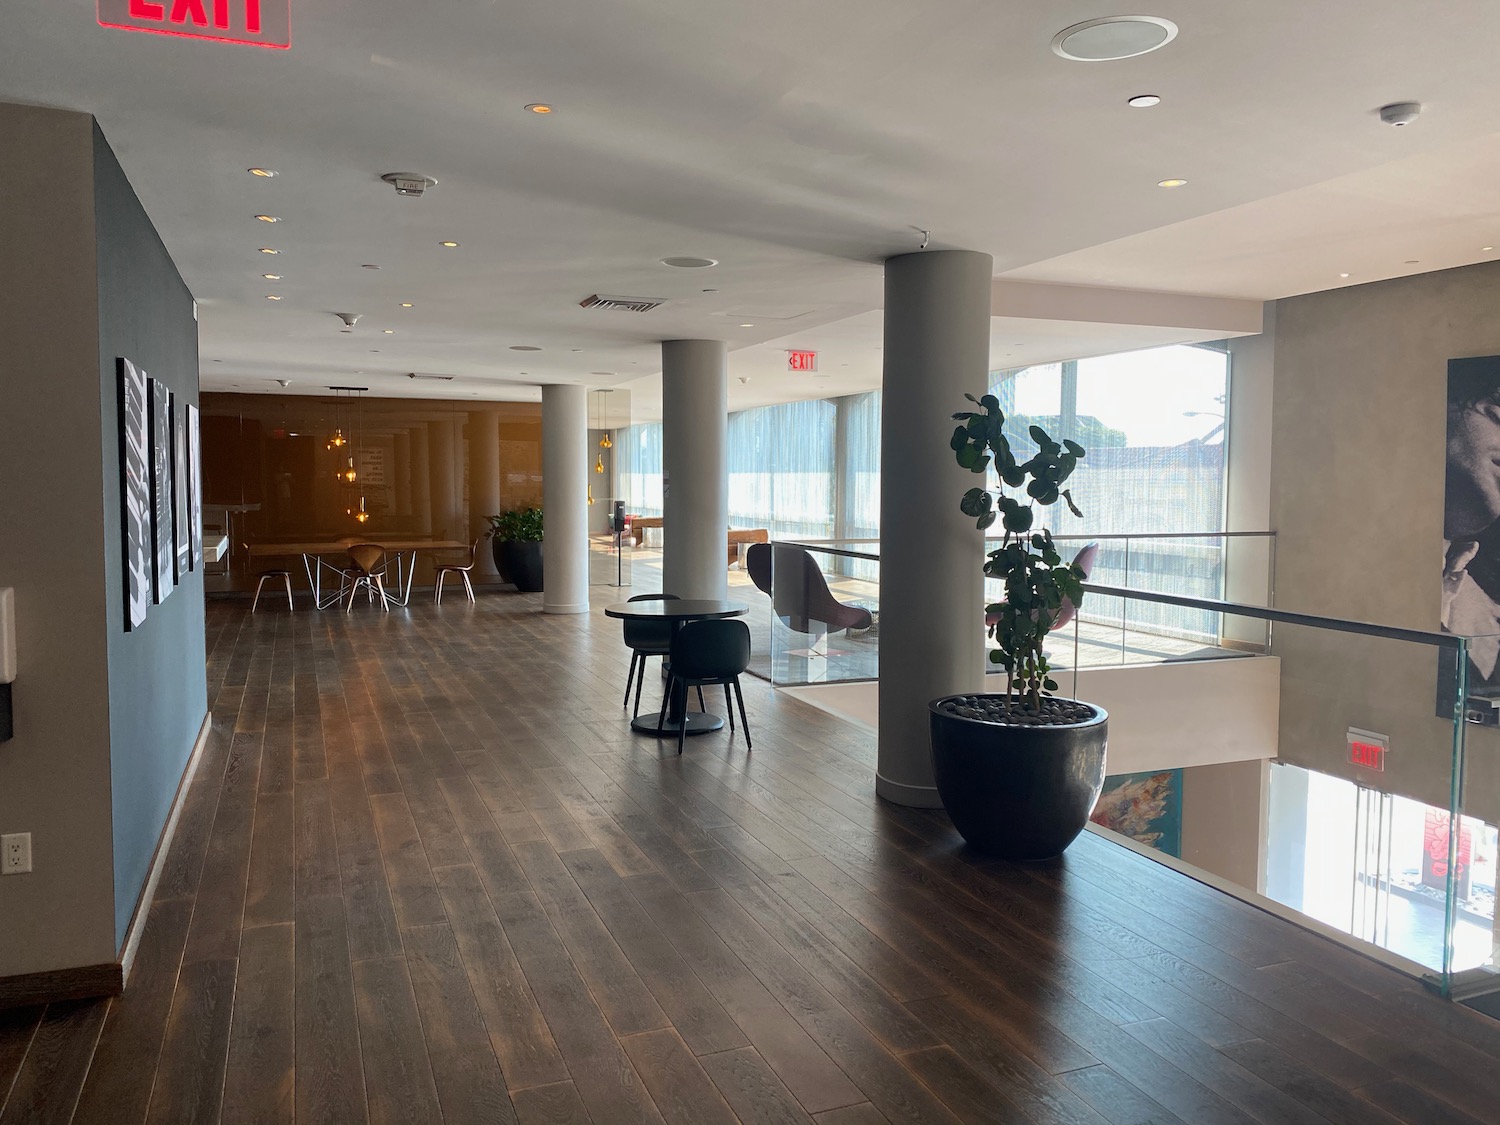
334 312 361 328
276 379 292 388
738 376 750 385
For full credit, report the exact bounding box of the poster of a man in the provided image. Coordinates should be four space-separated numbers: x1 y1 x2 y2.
1440 355 1500 724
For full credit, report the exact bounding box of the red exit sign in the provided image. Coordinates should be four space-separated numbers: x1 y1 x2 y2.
787 350 818 373
1347 726 1387 772
99 0 291 48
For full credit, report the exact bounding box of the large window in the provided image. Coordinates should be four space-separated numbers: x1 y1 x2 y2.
728 399 836 540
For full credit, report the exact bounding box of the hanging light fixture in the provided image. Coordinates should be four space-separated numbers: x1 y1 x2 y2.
594 389 609 473
326 389 347 450
329 385 368 520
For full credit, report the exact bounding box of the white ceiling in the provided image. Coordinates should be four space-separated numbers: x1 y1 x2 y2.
4 0 1500 402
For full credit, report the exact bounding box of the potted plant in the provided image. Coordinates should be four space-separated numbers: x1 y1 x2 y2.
928 393 1108 859
486 505 544 593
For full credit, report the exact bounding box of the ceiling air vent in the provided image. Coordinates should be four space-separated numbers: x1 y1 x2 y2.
408 373 455 381
579 294 666 313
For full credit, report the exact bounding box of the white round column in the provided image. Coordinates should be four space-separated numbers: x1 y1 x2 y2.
542 384 590 614
877 250 993 807
661 339 728 601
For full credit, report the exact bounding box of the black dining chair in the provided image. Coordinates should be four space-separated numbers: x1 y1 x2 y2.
658 618 752 755
622 593 682 719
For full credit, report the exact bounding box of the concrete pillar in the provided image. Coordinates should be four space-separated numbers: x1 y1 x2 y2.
393 430 412 518
543 385 589 614
429 419 457 541
469 410 502 579
661 339 728 600
877 250 992 808
410 424 432 535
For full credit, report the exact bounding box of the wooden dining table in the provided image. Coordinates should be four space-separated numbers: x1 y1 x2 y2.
604 599 748 737
247 537 469 610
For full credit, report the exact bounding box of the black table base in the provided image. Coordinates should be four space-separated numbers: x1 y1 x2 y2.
631 711 725 737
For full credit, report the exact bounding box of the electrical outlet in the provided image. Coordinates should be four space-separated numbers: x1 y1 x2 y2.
1 833 31 875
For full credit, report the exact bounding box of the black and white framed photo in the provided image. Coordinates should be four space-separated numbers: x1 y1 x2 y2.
173 394 190 579
148 377 175 603
1439 354 1500 725
117 358 151 630
187 403 202 568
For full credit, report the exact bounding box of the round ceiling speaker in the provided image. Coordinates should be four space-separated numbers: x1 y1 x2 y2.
660 256 719 268
1051 16 1178 61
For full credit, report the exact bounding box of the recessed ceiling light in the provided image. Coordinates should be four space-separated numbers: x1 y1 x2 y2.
525 103 554 114
247 167 278 178
660 256 719 268
400 302 414 308
739 323 755 327
259 247 279 255
262 273 282 280
439 241 460 248
383 329 395 334
1339 272 1351 278
1484 247 1495 252
1127 94 1161 108
255 214 280 223
1157 178 1188 188
265 294 282 301
1052 16 1178 61
510 345 542 351
362 264 381 270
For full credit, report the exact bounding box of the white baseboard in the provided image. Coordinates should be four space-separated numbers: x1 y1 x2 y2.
117 711 212 984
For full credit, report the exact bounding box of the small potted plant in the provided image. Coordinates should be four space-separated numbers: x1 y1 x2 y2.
486 505 544 593
928 393 1107 859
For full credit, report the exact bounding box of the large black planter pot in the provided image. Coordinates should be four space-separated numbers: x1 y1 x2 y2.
929 695 1108 860
492 539 544 593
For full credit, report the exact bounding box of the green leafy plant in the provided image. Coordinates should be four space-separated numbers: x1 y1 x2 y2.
486 505 543 542
951 392 1087 711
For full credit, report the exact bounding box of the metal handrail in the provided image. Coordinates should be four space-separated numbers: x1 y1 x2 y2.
1081 582 1463 649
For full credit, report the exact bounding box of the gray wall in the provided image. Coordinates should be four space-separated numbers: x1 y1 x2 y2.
0 103 204 979
93 123 207 948
1271 261 1500 824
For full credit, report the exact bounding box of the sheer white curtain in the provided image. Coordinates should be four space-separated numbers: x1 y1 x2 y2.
618 422 663 518
728 399 835 539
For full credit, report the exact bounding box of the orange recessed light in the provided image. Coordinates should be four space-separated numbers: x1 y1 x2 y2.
255 214 280 223
247 167 278 178
439 240 460 248
525 103 554 114
1156 178 1188 189
258 247 280 255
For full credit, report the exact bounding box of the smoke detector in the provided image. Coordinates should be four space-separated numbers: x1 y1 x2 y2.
380 172 437 198
1378 101 1422 127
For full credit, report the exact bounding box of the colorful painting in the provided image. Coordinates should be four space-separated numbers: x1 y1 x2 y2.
117 358 151 630
149 377 174 603
1090 769 1183 857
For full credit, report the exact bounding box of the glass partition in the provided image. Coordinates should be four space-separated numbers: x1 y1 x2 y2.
759 535 1496 1000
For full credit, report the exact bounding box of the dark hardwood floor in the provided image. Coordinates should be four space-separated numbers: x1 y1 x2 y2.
3 593 1499 1125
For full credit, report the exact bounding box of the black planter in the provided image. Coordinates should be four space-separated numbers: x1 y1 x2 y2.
929 695 1108 860
492 539 544 593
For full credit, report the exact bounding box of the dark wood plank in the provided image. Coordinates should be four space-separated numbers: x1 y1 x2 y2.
401 923 518 1125
620 1028 739 1125
697 1046 815 1125
368 791 447 929
352 956 444 1125
432 865 569 1092
816 1105 891 1125
294 895 368 1125
511 1080 595 1125
222 924 295 1125
900 1045 1039 1125
0 1006 41 1115
0 999 107 1125
243 789 295 928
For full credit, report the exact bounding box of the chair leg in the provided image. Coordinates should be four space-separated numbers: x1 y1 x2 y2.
624 651 638 708
434 570 446 604
695 685 706 712
251 574 266 613
461 571 475 602
677 685 688 756
346 578 360 613
657 673 672 734
733 679 751 750
283 573 294 611
375 575 389 611
724 685 734 731
633 656 648 719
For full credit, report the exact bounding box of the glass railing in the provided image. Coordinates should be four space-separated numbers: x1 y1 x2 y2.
753 535 1497 1002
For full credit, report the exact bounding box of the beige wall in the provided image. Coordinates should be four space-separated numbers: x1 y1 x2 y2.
1271 261 1500 824
1181 759 1269 891
0 105 118 975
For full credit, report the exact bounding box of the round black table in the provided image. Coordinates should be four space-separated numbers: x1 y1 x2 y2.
604 600 749 737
